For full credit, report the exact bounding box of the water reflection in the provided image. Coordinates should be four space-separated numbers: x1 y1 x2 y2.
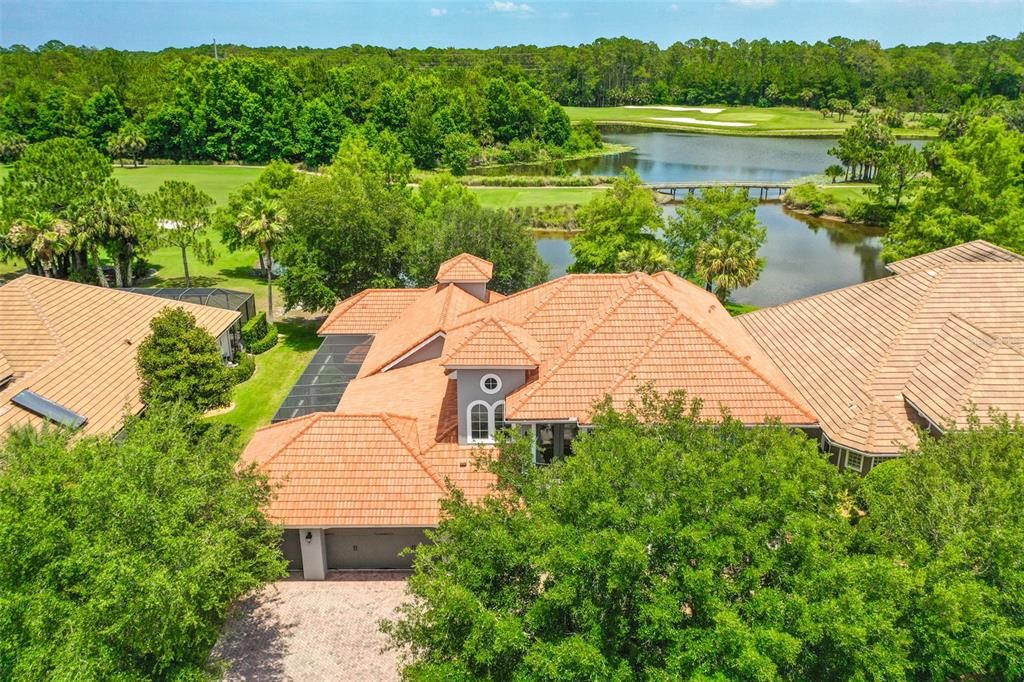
523 125 893 307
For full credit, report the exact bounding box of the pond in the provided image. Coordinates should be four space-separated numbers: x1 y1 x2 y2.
523 126 894 307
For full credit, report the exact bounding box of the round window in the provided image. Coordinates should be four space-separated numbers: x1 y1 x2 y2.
481 374 501 394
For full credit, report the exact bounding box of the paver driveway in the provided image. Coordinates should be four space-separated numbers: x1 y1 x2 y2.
214 571 410 681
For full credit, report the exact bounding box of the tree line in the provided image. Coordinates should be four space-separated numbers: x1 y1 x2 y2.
0 49 601 170
2 34 1023 164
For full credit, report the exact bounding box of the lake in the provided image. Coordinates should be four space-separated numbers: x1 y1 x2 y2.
522 126 893 307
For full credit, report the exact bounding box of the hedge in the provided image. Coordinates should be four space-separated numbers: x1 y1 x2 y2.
241 312 269 347
247 326 279 355
229 353 256 384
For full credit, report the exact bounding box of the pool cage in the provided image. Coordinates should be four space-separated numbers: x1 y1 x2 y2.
272 334 373 423
122 288 257 325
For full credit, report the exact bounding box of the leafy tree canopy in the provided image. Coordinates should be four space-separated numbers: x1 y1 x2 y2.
276 134 414 311
403 174 549 293
568 168 663 273
386 394 1024 680
0 408 285 680
137 307 235 412
385 391 916 680
882 116 1024 261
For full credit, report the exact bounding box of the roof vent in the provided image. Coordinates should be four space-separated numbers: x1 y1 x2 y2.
10 390 87 429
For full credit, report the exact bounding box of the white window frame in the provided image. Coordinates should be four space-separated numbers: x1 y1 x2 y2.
844 449 864 472
480 373 502 395
466 399 508 444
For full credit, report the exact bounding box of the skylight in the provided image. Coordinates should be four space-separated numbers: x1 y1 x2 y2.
10 390 88 429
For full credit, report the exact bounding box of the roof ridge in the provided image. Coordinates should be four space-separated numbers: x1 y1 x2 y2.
508 275 644 413
496 319 540 364
441 318 485 363
259 412 324 468
380 412 447 493
18 277 67 355
642 276 817 423
603 309 688 400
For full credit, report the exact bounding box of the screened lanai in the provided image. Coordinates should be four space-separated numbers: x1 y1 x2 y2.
271 334 373 423
122 288 256 325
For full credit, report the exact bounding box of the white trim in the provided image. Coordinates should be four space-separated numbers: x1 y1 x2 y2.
467 400 495 444
381 332 445 372
444 364 537 370
480 373 502 394
844 449 865 473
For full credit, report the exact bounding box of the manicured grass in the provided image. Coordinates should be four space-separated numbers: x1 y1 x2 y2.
567 105 937 138
208 320 322 443
471 186 604 209
112 164 263 205
815 184 871 203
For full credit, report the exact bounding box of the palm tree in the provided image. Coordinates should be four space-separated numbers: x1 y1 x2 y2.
695 229 764 303
616 240 672 274
237 196 289 321
5 212 73 278
825 165 846 184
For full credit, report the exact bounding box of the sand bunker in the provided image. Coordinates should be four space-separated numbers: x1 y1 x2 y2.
625 105 724 114
650 116 754 127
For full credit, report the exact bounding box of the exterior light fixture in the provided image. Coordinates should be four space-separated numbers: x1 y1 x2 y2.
305 531 313 543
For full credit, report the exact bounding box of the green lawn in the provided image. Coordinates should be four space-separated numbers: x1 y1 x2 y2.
471 186 604 208
208 320 322 443
112 164 263 205
567 105 936 138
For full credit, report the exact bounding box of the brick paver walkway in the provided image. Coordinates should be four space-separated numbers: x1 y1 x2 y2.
214 571 411 681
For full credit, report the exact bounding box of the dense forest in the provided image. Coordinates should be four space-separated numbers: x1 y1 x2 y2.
1 35 1022 166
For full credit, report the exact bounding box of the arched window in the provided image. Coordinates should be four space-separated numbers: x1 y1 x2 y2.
468 400 509 444
469 401 491 443
494 401 507 432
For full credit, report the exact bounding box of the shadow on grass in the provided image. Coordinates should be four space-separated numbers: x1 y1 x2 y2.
149 275 225 288
276 319 322 352
218 264 264 282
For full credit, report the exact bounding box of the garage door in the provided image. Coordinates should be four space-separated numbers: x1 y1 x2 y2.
281 529 303 571
325 527 428 569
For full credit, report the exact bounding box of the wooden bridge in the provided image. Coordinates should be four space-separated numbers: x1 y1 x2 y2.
645 180 798 200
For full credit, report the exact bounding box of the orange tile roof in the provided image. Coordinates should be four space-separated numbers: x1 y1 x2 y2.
317 288 426 335
357 283 490 376
435 253 494 283
740 261 1024 455
248 260 821 528
442 318 542 368
886 239 1023 275
0 275 239 439
241 413 449 527
498 274 816 425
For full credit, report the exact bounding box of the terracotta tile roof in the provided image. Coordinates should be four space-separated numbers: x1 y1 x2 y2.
435 253 494 283
317 288 426 335
903 315 1024 429
886 239 1023 275
740 262 1024 455
0 275 239 439
442 318 542 368
357 284 490 377
241 413 450 527
247 263 819 528
500 274 816 425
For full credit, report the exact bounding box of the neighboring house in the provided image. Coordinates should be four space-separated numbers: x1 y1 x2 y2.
740 240 1024 474
243 253 817 579
0 275 241 440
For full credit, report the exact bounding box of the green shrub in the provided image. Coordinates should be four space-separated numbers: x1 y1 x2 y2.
241 312 269 347
229 352 256 384
458 175 610 187
246 325 279 354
